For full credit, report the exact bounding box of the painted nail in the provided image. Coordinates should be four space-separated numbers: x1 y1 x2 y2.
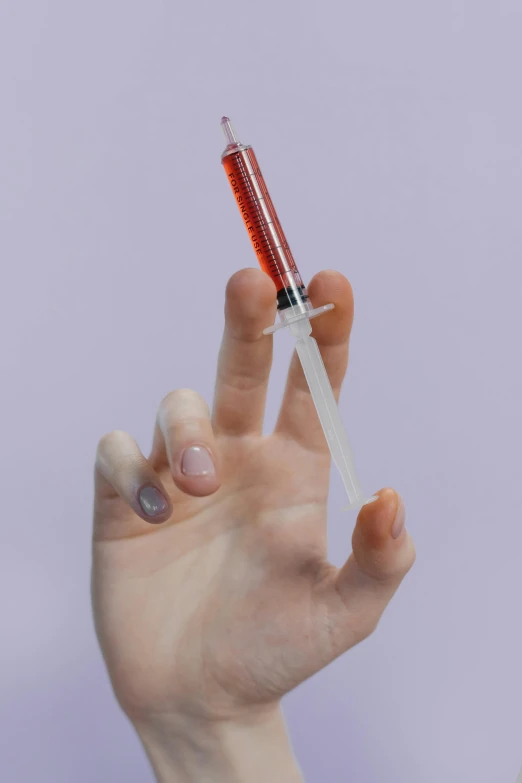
139 485 168 517
391 495 406 539
181 445 216 477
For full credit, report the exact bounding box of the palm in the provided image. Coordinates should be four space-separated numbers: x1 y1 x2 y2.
92 269 415 725
93 431 342 720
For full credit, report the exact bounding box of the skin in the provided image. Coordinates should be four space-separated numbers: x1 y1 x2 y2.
91 268 416 782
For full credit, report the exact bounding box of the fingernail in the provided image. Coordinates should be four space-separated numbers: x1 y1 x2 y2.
391 496 406 539
181 445 216 477
139 485 168 517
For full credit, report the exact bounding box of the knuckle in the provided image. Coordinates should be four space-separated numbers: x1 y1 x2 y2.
158 388 210 424
345 604 381 643
226 267 255 293
359 615 380 642
95 431 143 485
159 387 197 408
111 458 136 486
96 429 129 459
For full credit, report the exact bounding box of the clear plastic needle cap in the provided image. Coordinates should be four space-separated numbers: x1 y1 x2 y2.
221 116 240 146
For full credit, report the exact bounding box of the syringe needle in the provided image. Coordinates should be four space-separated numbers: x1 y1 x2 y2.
289 318 373 510
221 116 240 146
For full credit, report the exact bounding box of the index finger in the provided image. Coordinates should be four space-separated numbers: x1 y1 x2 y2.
211 268 276 436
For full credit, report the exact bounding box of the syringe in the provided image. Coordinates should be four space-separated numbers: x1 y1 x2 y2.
220 117 374 510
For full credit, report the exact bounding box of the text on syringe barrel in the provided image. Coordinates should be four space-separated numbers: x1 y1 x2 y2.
221 147 308 310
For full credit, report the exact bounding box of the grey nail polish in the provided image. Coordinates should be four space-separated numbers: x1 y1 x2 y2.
139 486 168 516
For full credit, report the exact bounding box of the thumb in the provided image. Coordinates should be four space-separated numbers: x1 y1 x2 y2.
333 488 416 641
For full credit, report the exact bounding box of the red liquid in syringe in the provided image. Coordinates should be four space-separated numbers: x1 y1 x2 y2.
221 118 309 312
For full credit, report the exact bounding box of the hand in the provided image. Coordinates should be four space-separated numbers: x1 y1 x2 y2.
91 268 416 782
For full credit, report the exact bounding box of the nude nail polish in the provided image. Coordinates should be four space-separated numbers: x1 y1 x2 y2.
391 496 406 539
181 446 215 477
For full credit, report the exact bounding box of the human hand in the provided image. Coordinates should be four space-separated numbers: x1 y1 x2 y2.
91 268 415 782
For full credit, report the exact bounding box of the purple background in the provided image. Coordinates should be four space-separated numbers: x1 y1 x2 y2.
1 1 521 781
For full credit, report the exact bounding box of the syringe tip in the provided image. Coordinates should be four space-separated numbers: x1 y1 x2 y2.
221 116 240 146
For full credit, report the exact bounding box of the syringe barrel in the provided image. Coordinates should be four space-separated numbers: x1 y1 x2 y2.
221 145 309 313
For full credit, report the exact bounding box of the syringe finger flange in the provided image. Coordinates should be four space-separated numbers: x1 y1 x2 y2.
262 303 335 336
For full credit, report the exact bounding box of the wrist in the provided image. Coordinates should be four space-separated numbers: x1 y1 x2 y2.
133 706 303 783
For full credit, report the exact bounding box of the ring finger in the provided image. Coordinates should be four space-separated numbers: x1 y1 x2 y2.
149 387 220 498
